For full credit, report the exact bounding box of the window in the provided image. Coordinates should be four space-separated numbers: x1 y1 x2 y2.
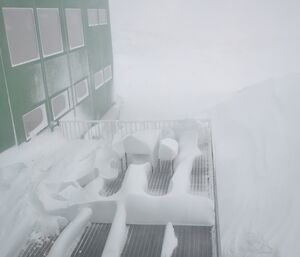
37 8 63 57
51 90 70 120
87 9 98 27
103 65 112 82
3 8 40 66
98 9 108 25
23 104 48 140
94 70 104 89
75 79 89 104
65 8 85 50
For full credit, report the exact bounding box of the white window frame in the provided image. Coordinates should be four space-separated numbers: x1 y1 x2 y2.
87 8 99 27
75 79 89 104
94 69 104 89
22 103 48 140
37 8 64 58
3 7 40 67
65 8 85 50
104 65 112 82
51 90 70 120
98 9 108 25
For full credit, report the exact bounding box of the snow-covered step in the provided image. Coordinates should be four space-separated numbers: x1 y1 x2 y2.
121 225 165 257
19 234 58 257
172 226 213 257
70 223 111 257
147 160 174 195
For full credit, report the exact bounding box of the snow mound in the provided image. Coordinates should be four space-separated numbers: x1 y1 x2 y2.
211 74 300 257
159 138 179 161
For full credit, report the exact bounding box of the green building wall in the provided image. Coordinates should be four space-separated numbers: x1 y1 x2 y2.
0 0 114 152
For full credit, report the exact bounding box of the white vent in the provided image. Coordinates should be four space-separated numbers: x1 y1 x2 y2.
65 8 85 50
94 70 104 89
75 79 89 104
87 9 98 26
98 9 108 25
23 104 48 140
103 65 112 82
37 8 63 57
3 8 40 66
51 90 70 120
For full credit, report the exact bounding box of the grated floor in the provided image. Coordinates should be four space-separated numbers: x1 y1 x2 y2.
70 223 111 257
19 235 58 257
147 160 174 195
190 143 210 195
121 225 165 257
172 226 213 257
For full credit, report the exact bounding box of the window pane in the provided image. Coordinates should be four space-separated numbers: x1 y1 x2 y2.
3 8 40 66
37 8 63 57
65 8 85 50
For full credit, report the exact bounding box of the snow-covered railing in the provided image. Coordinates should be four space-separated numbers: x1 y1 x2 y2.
58 119 210 142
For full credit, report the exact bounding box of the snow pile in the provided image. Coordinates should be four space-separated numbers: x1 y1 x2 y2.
123 130 160 155
102 203 128 257
126 194 214 226
161 223 178 257
158 138 178 161
47 208 92 257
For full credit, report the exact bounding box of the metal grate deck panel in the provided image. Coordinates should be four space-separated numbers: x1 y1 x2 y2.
190 143 211 195
147 160 174 195
172 226 213 257
70 223 111 257
99 156 126 196
19 234 58 257
121 225 165 257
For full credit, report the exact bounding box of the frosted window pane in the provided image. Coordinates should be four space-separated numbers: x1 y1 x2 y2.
88 9 98 26
37 8 63 57
23 104 48 139
94 70 104 89
3 8 40 66
104 65 112 82
51 90 70 120
75 79 89 103
98 9 108 25
65 8 85 50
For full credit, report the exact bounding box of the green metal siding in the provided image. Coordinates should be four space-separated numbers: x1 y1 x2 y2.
0 0 113 152
0 50 16 152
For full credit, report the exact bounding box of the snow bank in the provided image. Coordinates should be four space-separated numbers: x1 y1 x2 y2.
47 208 92 257
159 138 178 161
211 75 300 256
161 223 178 257
126 194 214 225
102 203 128 257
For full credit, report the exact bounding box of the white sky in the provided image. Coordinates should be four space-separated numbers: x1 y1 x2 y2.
109 0 300 118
